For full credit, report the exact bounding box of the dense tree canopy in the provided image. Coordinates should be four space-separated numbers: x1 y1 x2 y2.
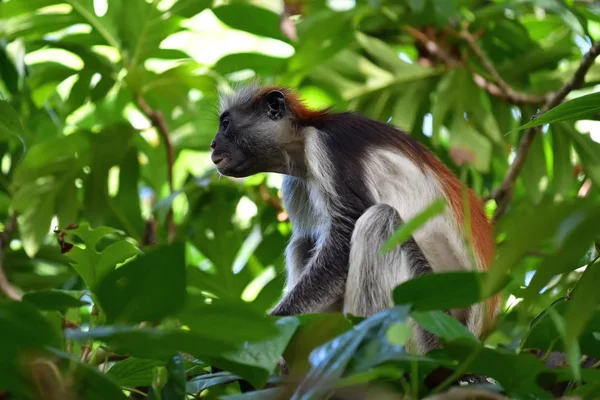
1 0 600 399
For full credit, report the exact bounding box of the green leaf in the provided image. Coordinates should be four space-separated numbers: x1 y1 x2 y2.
66 0 121 49
565 261 600 369
483 198 600 297
177 298 282 344
0 299 63 357
22 289 88 313
203 316 300 389
12 178 58 258
63 223 141 290
292 306 410 399
212 3 289 43
96 241 186 324
520 131 548 204
523 298 600 360
119 0 181 71
379 199 445 254
107 358 167 388
186 372 241 395
0 100 27 154
551 124 574 197
66 325 240 361
283 313 353 376
50 348 129 400
520 199 600 307
442 339 549 397
394 271 509 311
214 53 289 76
150 353 187 400
553 122 600 188
515 92 600 131
167 0 212 18
220 388 281 400
411 310 478 343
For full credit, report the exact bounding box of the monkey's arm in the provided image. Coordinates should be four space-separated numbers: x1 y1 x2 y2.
270 222 351 316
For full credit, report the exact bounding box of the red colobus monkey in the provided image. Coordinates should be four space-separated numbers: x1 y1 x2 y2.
210 84 499 354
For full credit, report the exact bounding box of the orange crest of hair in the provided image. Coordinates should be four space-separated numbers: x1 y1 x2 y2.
257 86 330 120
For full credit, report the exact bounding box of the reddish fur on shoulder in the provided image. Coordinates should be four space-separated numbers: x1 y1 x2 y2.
258 86 329 120
420 152 500 326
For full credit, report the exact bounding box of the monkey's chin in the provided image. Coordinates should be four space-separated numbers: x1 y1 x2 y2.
214 160 255 178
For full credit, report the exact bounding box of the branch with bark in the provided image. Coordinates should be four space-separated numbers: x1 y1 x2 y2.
135 95 176 244
489 40 600 221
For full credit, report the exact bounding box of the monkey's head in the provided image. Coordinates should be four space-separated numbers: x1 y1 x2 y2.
210 87 300 178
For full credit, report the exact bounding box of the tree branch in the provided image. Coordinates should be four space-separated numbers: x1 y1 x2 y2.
0 213 21 301
458 28 548 105
136 95 176 243
403 25 547 105
401 26 460 67
489 41 600 221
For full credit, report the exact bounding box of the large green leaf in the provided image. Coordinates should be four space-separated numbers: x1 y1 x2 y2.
291 306 411 399
119 0 181 71
65 0 121 49
394 271 509 311
22 289 88 314
212 3 289 43
95 241 185 324
63 223 141 291
516 92 600 131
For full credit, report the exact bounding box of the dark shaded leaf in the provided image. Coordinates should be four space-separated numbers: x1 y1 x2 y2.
96 241 185 324
22 289 88 313
186 371 241 395
394 271 509 311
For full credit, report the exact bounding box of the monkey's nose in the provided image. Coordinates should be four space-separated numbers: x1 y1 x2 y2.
210 140 216 152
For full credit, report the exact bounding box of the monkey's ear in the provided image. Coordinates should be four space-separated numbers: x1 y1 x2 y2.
263 90 286 121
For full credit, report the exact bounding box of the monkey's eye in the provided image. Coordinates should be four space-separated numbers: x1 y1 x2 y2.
221 116 230 130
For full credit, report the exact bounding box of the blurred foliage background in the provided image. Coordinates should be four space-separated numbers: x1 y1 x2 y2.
1 0 600 399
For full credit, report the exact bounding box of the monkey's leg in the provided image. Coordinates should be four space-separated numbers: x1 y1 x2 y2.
343 203 438 354
283 235 314 292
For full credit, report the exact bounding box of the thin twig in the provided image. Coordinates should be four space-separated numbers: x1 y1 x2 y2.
0 213 21 301
403 26 546 105
401 26 460 67
489 41 600 221
135 95 176 243
458 28 548 105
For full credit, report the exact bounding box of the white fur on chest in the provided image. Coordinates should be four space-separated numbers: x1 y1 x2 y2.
363 149 474 272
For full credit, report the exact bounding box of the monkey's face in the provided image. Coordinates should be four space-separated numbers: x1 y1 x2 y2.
210 90 294 178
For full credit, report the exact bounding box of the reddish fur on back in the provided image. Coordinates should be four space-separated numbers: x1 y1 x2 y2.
420 152 500 328
257 86 330 120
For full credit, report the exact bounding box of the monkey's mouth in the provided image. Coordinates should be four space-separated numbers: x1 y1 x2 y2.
213 156 254 178
211 153 227 167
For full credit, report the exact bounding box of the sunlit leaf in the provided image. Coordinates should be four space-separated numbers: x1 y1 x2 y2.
516 92 600 131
